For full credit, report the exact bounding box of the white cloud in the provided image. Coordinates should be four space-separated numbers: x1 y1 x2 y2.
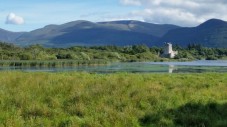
120 0 227 26
5 13 24 25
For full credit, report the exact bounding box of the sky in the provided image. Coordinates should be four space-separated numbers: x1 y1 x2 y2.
1 0 227 32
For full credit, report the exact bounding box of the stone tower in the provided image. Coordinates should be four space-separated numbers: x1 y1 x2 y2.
162 42 178 58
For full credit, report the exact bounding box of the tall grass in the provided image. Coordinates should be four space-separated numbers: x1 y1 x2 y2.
0 72 227 126
0 60 109 67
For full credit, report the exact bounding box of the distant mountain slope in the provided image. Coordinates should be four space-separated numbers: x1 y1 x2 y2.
1 19 227 48
51 28 158 47
158 19 227 47
0 28 25 42
15 20 178 47
99 20 180 37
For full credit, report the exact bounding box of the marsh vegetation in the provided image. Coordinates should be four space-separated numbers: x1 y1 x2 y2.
0 72 227 126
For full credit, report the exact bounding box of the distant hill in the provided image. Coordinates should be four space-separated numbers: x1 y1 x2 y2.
158 19 227 47
99 20 179 37
14 20 179 47
0 28 25 43
1 19 227 47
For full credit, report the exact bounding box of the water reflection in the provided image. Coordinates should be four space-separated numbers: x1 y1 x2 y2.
168 65 175 73
0 60 227 73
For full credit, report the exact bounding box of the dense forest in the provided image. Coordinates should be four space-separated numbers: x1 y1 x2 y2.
0 42 227 62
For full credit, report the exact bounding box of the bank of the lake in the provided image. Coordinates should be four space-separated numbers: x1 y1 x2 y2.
1 72 227 127
0 60 110 67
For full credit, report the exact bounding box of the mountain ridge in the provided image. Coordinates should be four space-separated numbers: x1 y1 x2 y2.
0 19 227 47
159 18 227 47
0 28 25 43
13 20 178 47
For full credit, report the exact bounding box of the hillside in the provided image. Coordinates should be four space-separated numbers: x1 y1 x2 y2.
158 19 227 47
99 20 179 37
0 28 25 43
1 20 179 47
15 20 179 47
1 19 227 47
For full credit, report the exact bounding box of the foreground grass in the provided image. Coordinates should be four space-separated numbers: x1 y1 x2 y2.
0 72 227 127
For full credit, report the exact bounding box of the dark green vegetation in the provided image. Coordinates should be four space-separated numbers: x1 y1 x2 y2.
0 42 160 66
160 19 227 47
1 42 227 67
0 72 227 126
1 19 227 48
174 43 227 60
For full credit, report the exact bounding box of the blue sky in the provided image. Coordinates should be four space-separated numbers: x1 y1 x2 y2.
0 0 142 31
1 0 227 32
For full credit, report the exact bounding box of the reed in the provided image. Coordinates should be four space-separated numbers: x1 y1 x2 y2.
0 60 109 67
0 72 227 127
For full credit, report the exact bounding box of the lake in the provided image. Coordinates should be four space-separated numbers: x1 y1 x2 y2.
0 60 227 73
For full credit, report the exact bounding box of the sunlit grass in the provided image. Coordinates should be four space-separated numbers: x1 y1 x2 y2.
0 72 227 126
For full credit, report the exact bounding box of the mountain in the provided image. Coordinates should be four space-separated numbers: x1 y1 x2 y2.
158 19 227 47
99 20 179 37
14 20 179 47
0 28 25 43
1 19 227 48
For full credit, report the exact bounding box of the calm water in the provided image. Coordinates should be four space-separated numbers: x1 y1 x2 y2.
0 60 227 73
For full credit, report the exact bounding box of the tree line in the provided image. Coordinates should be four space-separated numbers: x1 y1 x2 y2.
0 42 227 61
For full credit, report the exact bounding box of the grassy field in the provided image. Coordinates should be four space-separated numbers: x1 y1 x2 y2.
0 72 227 127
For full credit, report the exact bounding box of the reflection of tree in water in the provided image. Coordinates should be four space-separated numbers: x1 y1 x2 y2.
139 102 227 127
